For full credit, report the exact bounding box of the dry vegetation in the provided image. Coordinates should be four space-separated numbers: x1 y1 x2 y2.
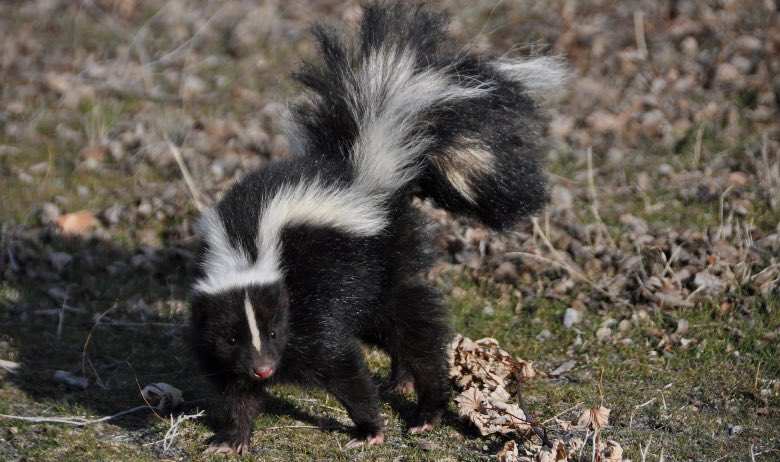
1 0 779 460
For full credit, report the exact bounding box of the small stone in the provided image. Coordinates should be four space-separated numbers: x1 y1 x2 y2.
563 308 581 328
675 319 689 335
536 329 552 342
137 201 153 217
53 370 88 389
493 262 518 284
181 75 207 97
657 163 674 176
716 63 740 83
693 272 725 294
482 304 495 316
596 327 612 342
41 202 61 223
48 252 72 271
727 172 749 187
618 319 632 333
550 360 576 377
80 145 107 163
103 204 124 225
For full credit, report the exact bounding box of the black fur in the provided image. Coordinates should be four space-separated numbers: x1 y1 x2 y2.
190 1 561 452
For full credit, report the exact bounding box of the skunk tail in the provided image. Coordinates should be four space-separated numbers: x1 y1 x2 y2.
291 2 566 229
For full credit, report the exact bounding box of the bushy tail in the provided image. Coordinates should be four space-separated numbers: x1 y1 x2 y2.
290 2 566 229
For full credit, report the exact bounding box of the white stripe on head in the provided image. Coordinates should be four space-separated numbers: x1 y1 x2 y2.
244 292 262 352
194 208 282 294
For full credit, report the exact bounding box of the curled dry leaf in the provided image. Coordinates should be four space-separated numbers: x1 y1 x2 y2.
576 406 610 430
535 440 567 462
55 210 98 236
602 440 624 462
141 382 183 410
449 334 535 436
497 440 519 462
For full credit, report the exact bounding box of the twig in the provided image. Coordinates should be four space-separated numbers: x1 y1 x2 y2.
167 140 208 212
0 359 20 374
693 126 704 167
509 250 626 305
291 397 348 415
0 404 151 426
634 10 648 59
541 401 584 425
639 438 652 462
586 147 616 248
258 425 320 431
630 398 657 429
82 304 117 378
154 410 205 454
56 293 68 340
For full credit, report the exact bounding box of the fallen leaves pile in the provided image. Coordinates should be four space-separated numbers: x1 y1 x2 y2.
449 335 535 436
449 335 626 462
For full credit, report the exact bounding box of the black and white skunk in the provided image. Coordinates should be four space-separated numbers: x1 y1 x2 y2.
190 2 565 454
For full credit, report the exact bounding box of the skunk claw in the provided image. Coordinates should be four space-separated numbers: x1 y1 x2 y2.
204 439 248 456
409 422 434 434
345 431 385 449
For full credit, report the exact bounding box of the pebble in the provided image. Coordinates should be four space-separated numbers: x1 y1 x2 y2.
493 261 518 284
675 319 689 336
596 326 612 342
536 329 552 341
563 308 581 328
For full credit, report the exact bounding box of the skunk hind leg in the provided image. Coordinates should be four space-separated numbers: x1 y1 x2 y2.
388 282 451 432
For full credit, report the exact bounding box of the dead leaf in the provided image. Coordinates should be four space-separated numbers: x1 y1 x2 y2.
576 406 610 430
497 440 519 462
602 440 623 461
56 210 99 236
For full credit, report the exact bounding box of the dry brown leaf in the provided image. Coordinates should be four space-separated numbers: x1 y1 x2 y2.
602 440 624 461
576 406 610 430
535 440 567 462
56 210 99 236
497 440 519 462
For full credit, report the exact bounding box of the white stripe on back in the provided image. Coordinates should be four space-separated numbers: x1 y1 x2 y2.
194 46 492 295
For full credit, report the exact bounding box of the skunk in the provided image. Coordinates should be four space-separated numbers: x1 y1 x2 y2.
190 2 565 454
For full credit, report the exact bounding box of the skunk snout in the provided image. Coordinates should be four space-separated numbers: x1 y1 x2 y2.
254 367 274 380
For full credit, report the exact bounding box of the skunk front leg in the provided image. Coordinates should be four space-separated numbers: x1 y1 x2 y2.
205 382 264 455
324 344 385 448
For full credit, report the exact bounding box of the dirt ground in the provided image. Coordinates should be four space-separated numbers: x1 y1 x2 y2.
1 1 778 460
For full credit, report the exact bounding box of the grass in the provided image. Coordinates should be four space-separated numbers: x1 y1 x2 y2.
1 0 779 460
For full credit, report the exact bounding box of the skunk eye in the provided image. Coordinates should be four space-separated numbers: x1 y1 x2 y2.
269 331 276 339
228 337 237 345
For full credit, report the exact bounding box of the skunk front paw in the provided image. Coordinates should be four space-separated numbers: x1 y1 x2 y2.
345 431 384 448
204 434 250 456
409 421 435 434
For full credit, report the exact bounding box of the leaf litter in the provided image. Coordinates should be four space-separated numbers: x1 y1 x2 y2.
449 334 626 461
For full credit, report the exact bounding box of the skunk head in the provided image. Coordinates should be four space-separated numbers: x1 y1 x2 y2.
191 281 289 382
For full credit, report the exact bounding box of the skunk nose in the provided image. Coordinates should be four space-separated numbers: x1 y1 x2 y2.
254 367 274 379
